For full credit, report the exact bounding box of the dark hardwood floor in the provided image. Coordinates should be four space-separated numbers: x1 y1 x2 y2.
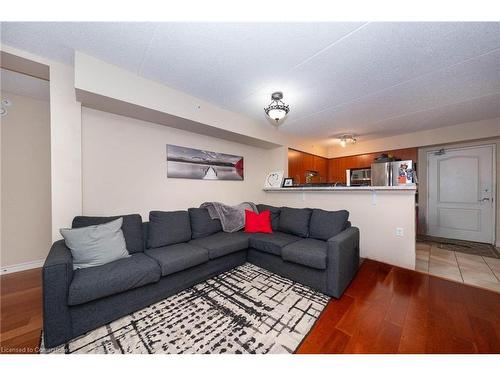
1 259 499 354
0 267 42 354
297 260 500 353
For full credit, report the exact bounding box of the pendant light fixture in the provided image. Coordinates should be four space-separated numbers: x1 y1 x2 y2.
264 91 290 124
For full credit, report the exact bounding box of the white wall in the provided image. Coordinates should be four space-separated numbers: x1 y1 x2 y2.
82 107 282 218
0 92 51 268
1 45 83 242
49 62 82 240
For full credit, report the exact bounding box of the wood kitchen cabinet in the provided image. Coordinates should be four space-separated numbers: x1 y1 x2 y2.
287 149 328 184
313 156 328 179
327 147 418 183
288 147 418 184
288 149 302 183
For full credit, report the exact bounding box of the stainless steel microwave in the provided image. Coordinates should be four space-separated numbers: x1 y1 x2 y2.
350 168 371 185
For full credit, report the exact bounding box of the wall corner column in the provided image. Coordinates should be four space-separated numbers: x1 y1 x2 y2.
49 62 82 241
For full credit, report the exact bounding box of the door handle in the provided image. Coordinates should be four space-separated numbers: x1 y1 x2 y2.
479 197 490 202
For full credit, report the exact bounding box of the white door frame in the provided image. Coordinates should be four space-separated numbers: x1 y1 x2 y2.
426 143 496 245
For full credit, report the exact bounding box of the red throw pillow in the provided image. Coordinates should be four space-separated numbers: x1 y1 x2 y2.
244 209 273 233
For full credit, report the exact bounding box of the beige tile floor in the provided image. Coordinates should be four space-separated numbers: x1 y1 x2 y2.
416 241 500 293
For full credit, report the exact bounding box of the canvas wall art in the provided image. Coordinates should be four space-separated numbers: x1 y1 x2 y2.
167 145 244 180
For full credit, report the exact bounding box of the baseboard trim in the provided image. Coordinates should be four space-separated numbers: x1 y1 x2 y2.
1 259 44 275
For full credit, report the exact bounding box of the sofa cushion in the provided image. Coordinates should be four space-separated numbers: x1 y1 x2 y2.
145 243 209 276
188 208 222 239
282 238 328 270
189 231 248 259
248 231 302 256
61 217 130 270
68 253 161 305
257 204 281 231
72 214 144 253
309 209 349 241
147 210 191 248
278 207 312 237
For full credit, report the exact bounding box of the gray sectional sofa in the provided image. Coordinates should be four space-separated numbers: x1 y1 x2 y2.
43 204 360 348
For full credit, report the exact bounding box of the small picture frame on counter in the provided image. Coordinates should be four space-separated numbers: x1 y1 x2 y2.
282 178 294 187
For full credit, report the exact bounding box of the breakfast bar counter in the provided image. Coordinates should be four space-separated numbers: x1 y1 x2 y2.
261 184 417 270
263 185 417 192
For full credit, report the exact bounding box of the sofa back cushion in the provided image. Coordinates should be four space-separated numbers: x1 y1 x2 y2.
278 207 312 237
309 209 349 241
72 214 144 253
188 208 223 239
257 204 281 231
147 211 191 248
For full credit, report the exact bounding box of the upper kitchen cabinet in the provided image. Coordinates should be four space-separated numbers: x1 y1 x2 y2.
288 149 303 183
287 149 329 184
313 156 328 181
328 147 418 183
288 147 418 184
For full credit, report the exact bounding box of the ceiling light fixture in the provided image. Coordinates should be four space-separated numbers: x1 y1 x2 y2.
264 91 290 124
339 134 357 147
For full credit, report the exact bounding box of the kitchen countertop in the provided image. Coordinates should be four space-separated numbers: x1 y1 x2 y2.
263 185 417 192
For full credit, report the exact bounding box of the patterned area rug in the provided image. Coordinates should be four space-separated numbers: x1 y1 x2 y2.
417 235 500 259
41 263 329 354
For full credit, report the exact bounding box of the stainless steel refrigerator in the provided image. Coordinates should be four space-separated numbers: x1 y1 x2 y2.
371 160 415 186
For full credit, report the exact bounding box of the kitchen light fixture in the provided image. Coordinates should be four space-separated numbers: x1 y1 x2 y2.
339 134 357 147
264 91 290 124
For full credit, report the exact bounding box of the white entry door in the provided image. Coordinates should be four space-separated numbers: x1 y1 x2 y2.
427 145 495 243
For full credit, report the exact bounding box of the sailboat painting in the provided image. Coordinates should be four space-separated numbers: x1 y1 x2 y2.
167 145 244 180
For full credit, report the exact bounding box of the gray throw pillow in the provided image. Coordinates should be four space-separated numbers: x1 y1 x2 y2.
72 214 144 254
60 217 130 270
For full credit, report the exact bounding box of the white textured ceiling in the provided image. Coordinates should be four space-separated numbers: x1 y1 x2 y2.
2 22 500 144
1 68 49 100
